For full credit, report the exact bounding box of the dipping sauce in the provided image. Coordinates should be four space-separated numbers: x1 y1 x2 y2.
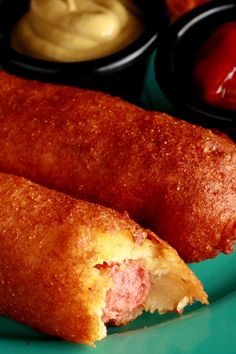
193 21 236 111
11 0 144 62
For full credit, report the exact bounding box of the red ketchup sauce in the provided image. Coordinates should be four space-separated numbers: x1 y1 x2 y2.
193 21 236 110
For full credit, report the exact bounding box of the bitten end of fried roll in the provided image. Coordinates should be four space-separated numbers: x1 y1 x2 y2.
91 229 208 331
0 173 207 345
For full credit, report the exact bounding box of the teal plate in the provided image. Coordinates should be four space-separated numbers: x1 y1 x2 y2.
1 54 236 354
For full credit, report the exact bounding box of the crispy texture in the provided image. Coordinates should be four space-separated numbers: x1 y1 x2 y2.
166 0 209 20
0 172 207 344
0 71 235 262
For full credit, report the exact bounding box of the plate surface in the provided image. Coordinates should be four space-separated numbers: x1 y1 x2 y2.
1 54 236 354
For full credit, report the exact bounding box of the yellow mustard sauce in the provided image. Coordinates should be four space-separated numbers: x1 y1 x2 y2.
11 0 144 62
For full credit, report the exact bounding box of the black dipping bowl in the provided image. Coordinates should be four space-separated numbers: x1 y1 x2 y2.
0 0 168 105
155 0 236 138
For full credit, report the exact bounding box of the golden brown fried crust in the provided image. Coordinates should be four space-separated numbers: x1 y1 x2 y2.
0 71 235 262
0 172 147 344
0 172 207 344
166 0 209 20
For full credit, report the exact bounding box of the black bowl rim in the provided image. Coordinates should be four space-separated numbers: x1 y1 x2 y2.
0 0 169 79
155 0 236 127
1 30 159 77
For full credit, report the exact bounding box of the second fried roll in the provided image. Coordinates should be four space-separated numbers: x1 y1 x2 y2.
0 71 235 262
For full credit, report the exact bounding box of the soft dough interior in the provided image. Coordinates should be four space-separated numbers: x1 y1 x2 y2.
96 258 199 326
91 229 207 336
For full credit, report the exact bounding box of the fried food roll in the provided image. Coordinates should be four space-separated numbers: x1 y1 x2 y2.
0 172 207 345
0 71 235 262
166 0 209 20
